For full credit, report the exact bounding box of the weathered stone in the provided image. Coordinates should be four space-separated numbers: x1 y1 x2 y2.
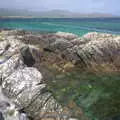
0 54 24 80
77 33 120 66
48 38 73 53
1 30 120 120
0 30 71 120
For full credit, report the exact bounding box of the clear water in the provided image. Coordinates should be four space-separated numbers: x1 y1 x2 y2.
0 18 120 36
46 71 120 120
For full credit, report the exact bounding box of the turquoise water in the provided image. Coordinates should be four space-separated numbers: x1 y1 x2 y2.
0 18 120 36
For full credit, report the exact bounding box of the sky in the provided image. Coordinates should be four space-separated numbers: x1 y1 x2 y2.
0 0 120 15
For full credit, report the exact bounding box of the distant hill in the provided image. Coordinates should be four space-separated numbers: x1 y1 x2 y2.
0 8 116 18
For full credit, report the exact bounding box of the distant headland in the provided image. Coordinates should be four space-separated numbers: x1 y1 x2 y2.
0 8 118 18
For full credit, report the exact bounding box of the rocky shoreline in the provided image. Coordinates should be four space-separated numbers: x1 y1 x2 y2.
0 30 120 120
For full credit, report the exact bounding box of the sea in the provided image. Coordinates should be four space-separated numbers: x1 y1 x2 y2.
0 18 120 36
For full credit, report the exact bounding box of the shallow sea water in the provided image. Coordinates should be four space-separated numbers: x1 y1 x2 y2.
0 18 120 36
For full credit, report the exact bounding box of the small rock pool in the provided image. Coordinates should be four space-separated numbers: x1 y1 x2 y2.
46 70 120 120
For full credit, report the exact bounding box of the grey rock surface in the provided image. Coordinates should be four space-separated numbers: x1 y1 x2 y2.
1 30 120 120
77 32 120 66
0 30 71 120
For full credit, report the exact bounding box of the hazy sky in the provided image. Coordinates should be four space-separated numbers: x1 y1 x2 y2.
0 0 120 15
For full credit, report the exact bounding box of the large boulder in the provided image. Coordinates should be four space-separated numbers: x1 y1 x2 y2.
0 31 71 120
77 33 120 66
0 55 69 120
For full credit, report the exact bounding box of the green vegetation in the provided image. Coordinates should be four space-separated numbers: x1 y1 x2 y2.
7 109 15 116
46 71 120 120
